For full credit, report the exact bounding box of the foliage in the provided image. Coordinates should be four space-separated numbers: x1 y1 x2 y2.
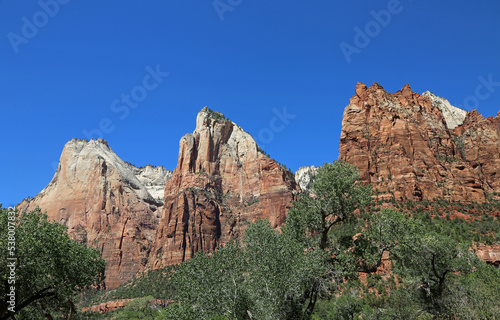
256 145 269 157
0 206 106 320
71 162 500 319
391 231 479 315
81 266 177 308
10 161 499 319
284 161 374 316
170 240 248 319
311 292 363 320
243 220 323 319
169 220 323 320
442 261 500 319
205 107 230 122
285 161 373 250
108 296 161 320
389 199 500 245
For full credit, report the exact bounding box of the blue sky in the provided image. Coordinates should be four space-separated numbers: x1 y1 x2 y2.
1 1 500 207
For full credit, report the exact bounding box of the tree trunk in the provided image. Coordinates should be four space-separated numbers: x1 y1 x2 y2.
304 281 319 318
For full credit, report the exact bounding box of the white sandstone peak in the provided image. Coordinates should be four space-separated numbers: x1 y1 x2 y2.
195 107 258 161
133 165 173 201
45 139 171 202
295 166 318 192
422 91 467 129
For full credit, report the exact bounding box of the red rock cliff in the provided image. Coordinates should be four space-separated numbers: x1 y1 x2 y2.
339 82 500 202
147 107 297 269
17 139 170 289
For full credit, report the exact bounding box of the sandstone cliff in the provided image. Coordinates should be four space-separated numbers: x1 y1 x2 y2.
147 107 298 269
17 139 172 289
339 82 500 202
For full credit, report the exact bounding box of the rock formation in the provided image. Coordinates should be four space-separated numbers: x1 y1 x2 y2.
474 244 500 268
133 165 172 201
15 89 499 291
339 82 500 202
147 107 298 269
295 166 317 192
17 139 172 289
82 299 135 313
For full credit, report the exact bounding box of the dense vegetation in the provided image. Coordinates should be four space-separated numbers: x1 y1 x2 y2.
3 161 500 319
0 207 106 320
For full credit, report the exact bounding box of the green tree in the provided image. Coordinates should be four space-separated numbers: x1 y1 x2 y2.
242 220 323 320
284 161 373 316
0 207 106 319
391 229 479 316
169 220 323 320
442 261 500 319
286 161 372 251
358 208 420 273
169 240 248 319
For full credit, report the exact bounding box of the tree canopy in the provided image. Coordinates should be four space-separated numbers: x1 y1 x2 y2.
0 206 106 320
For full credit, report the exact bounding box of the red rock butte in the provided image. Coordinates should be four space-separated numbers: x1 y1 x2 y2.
340 82 500 202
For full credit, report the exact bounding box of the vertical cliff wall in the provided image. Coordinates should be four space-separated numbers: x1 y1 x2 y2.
147 107 298 269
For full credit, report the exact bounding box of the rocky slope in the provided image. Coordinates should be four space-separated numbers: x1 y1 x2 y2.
147 107 298 269
17 139 172 289
339 82 500 202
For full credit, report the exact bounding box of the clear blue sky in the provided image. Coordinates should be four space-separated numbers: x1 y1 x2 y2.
1 1 500 207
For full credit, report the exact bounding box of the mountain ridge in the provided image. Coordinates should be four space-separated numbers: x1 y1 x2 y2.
17 84 500 288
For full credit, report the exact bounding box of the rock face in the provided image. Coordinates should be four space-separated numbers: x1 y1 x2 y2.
474 244 500 268
339 82 500 202
147 107 298 269
82 299 170 313
295 166 317 192
422 91 467 129
133 165 172 202
82 299 135 313
17 139 172 289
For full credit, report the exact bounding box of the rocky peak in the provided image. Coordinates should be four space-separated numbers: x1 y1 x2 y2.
178 107 259 175
397 83 416 98
340 82 500 202
422 91 467 129
148 108 297 269
17 138 171 289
